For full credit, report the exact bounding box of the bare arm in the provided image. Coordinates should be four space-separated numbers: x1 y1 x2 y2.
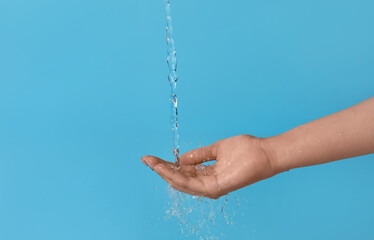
141 97 374 199
266 97 374 172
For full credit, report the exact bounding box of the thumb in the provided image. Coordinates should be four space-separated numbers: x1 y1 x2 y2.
179 143 217 165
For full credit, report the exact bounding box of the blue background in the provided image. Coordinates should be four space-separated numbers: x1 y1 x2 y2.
1 0 373 239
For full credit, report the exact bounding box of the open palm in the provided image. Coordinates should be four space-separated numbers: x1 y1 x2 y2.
141 135 277 199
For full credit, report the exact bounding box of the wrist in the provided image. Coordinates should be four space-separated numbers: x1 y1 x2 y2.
260 134 293 174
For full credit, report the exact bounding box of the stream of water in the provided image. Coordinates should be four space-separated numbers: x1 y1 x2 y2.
165 0 180 165
164 2 240 238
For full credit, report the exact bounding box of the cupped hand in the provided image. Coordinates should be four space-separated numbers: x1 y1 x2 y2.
141 135 279 199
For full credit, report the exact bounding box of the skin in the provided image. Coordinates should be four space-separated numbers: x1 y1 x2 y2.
141 97 374 199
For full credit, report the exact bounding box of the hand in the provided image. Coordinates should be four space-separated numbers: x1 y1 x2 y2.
141 135 279 199
141 98 374 199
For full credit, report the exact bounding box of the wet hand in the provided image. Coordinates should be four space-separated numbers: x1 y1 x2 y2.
141 135 278 199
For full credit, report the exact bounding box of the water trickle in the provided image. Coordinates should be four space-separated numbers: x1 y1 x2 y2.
163 3 240 239
165 0 180 165
165 185 240 239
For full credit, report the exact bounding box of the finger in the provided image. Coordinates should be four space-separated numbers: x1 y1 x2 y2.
142 156 190 184
176 164 215 178
178 165 198 177
179 143 218 165
154 163 209 196
168 181 211 198
142 155 201 177
194 164 215 176
141 155 176 169
142 156 220 198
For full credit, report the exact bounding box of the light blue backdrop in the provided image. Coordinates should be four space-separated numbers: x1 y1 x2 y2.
0 0 373 239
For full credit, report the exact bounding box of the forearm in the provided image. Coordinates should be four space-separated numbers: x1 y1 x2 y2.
266 97 374 173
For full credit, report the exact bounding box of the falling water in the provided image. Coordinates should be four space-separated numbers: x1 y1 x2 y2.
163 2 240 239
165 0 180 164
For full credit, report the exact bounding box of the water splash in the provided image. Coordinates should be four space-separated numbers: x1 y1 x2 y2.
165 0 180 164
165 186 240 239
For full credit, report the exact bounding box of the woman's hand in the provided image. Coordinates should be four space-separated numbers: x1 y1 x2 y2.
141 135 279 199
141 98 374 199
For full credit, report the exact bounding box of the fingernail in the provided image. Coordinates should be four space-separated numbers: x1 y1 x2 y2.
145 160 151 167
141 156 149 167
146 160 155 171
